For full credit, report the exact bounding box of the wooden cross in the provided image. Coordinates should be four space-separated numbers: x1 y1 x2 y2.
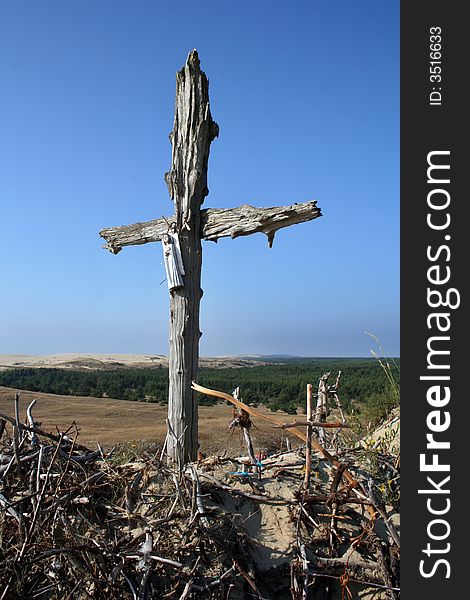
99 51 322 465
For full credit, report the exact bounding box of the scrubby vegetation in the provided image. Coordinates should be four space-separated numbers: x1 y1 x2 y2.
351 352 400 432
0 357 399 415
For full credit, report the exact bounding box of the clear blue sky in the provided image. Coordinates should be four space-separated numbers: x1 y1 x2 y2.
0 1 399 357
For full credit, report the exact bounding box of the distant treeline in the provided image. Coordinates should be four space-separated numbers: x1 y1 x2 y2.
0 358 399 414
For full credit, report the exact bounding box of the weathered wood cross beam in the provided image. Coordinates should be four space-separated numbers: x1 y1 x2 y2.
99 50 322 465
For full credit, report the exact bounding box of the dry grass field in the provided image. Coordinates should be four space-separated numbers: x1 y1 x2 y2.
0 386 295 455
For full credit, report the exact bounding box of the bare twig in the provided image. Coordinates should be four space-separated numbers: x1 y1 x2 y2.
304 384 313 490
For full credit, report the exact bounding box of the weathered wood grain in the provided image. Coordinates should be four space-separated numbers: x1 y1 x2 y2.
99 50 324 467
99 200 321 253
165 50 218 465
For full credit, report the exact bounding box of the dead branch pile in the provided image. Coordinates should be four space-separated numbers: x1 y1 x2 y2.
1 389 400 599
1 399 255 599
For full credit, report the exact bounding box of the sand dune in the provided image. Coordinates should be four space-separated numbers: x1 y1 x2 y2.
0 353 266 371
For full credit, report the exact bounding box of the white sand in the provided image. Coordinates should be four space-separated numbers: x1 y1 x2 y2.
0 353 166 369
0 353 264 370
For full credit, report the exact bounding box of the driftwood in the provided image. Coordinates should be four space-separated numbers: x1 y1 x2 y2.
1 398 266 598
196 471 295 505
192 383 361 487
100 201 321 254
304 383 313 489
275 420 350 429
1 391 399 599
99 51 323 466
187 465 209 528
162 50 219 465
0 411 94 453
308 557 399 591
191 381 400 550
316 373 329 422
229 387 260 478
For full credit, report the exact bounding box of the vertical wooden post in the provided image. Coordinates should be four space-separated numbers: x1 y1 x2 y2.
99 52 322 469
316 372 330 446
232 387 261 478
164 51 219 465
304 383 313 489
316 372 329 422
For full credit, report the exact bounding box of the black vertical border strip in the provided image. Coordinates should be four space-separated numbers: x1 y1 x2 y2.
401 2 466 597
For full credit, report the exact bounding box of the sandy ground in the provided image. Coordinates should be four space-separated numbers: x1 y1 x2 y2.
0 386 400 598
0 353 266 371
0 386 294 454
0 353 167 369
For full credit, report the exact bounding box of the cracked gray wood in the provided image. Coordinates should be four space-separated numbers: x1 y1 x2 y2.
99 200 321 254
99 50 323 465
164 50 218 465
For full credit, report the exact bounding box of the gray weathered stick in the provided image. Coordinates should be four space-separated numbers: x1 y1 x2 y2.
165 50 218 464
303 384 313 490
100 200 321 254
275 420 349 429
26 399 39 447
230 387 260 478
13 393 23 478
188 465 209 528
